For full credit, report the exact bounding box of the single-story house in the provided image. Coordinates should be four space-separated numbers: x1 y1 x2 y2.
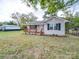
26 16 69 36
0 26 2 31
0 25 20 31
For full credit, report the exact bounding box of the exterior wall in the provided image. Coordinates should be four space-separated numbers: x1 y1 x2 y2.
44 19 65 36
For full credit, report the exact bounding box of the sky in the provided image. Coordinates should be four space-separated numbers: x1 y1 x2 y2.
0 0 44 22
0 0 79 22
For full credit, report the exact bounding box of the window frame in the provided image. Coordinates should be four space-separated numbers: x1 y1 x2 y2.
47 24 53 30
54 23 61 31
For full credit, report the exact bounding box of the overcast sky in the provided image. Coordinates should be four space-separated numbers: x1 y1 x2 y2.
0 0 79 22
0 0 44 22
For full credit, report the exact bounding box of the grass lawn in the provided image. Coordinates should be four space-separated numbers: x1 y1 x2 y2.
0 31 79 59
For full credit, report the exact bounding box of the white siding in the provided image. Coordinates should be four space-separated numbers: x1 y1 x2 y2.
44 19 65 36
1 25 20 30
5 26 20 30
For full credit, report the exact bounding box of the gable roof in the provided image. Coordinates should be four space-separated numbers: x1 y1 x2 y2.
26 16 69 25
43 16 69 23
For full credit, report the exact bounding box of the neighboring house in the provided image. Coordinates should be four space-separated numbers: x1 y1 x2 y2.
0 25 20 31
26 16 69 36
0 26 2 30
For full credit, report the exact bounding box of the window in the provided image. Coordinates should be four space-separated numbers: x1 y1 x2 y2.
54 23 61 30
47 24 53 30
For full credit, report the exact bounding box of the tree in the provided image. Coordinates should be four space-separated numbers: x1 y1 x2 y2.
7 21 17 25
73 12 79 27
11 12 37 25
11 12 21 26
27 12 37 21
60 10 74 33
75 12 79 17
21 13 37 22
21 0 79 15
63 10 79 34
64 11 79 27
2 21 17 25
0 22 3 26
11 12 37 31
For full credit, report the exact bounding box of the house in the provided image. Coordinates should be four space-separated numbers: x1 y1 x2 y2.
0 26 2 31
1 25 20 31
26 16 69 36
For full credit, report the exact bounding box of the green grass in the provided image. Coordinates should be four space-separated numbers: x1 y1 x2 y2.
0 31 79 59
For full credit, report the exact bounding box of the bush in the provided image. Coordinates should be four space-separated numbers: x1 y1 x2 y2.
20 24 27 30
